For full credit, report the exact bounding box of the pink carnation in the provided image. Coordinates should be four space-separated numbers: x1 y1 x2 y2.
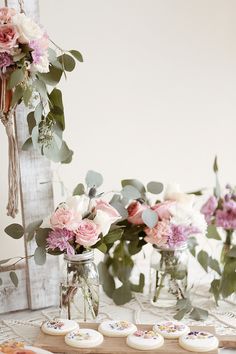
30 33 49 64
215 200 236 230
0 7 16 25
168 224 199 248
75 219 100 247
0 52 13 71
144 220 171 246
201 196 217 224
50 206 82 231
47 228 75 256
0 24 19 52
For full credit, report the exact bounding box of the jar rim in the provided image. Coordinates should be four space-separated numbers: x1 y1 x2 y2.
64 249 94 262
152 243 188 251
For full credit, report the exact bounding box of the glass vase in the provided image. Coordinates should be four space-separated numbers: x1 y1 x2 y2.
149 244 188 307
60 250 99 321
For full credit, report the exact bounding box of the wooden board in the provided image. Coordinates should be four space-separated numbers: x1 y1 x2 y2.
34 323 218 354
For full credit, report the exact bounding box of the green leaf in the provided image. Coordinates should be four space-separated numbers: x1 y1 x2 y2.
38 65 63 86
121 179 146 194
174 298 192 320
213 156 218 173
35 228 51 247
188 237 198 257
197 250 209 272
34 80 48 101
209 257 221 275
130 273 145 293
34 103 43 123
44 140 73 164
69 50 83 62
190 307 208 321
34 246 46 265
210 279 220 304
103 229 124 244
7 68 25 89
228 246 236 258
60 141 73 164
73 183 85 196
98 261 115 298
147 181 164 194
173 308 189 321
59 54 76 72
142 208 158 228
85 170 103 188
220 259 236 297
49 88 65 130
10 271 18 287
22 137 33 151
0 258 10 265
27 112 36 135
25 220 43 241
112 284 132 305
121 185 141 200
10 85 24 107
0 278 2 286
97 243 107 253
4 223 24 239
23 86 32 106
207 224 221 240
128 238 142 255
110 199 128 219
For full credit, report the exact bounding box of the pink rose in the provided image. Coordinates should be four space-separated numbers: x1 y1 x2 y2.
0 8 16 25
144 220 171 247
0 25 19 52
127 201 148 225
75 219 99 247
93 199 120 236
50 206 82 231
152 201 175 220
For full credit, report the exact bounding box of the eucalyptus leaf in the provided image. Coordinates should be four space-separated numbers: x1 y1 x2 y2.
49 88 65 130
213 156 218 173
23 86 33 106
147 181 164 194
103 229 124 244
85 170 103 188
190 307 208 321
121 179 146 194
210 279 220 304
10 271 18 287
98 262 115 298
209 257 221 275
112 284 132 305
22 137 33 151
38 65 63 86
31 126 40 150
197 250 209 272
59 54 76 72
0 278 2 286
26 220 43 242
35 228 51 247
121 185 141 201
27 112 36 135
34 80 47 101
11 85 24 107
110 200 128 219
228 246 236 257
207 224 221 240
5 223 24 239
97 243 107 253
188 237 198 257
0 258 10 265
130 273 145 293
34 103 43 123
173 308 189 321
34 246 46 265
142 208 158 228
69 50 83 62
7 68 25 89
73 183 85 196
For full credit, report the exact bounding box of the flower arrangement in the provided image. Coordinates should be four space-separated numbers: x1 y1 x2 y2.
0 6 83 217
195 158 236 302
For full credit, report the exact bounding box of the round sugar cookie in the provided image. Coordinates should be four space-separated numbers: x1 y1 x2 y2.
126 330 164 351
179 331 219 352
65 329 103 348
153 320 190 339
98 320 137 337
41 319 79 335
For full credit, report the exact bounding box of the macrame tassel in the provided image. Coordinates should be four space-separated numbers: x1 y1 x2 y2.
0 77 19 218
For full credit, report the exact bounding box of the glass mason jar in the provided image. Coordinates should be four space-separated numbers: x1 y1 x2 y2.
60 250 99 321
149 244 188 307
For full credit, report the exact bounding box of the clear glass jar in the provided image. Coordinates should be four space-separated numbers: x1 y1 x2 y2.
149 244 188 307
60 250 99 321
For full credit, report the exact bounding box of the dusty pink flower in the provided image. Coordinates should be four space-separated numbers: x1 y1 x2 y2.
152 200 175 220
127 201 148 225
95 199 120 222
0 24 19 52
0 7 16 25
215 200 236 230
201 196 217 224
75 219 99 247
30 32 49 64
144 220 171 246
0 52 13 70
168 224 199 248
47 228 75 256
50 206 82 231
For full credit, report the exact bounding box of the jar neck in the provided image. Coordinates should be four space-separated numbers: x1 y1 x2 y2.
152 243 188 252
64 250 94 264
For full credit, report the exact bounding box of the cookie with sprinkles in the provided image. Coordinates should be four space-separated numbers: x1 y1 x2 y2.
126 330 164 350
41 319 79 335
65 329 103 348
98 320 137 337
153 320 190 339
179 331 219 352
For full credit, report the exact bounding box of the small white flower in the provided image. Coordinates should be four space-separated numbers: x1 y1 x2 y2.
30 53 49 73
66 195 90 217
164 183 195 207
13 13 43 43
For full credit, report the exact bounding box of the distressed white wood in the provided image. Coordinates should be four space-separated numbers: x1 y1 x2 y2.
2 0 60 311
0 263 28 313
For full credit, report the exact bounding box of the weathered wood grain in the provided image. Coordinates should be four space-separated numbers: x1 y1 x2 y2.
34 323 218 354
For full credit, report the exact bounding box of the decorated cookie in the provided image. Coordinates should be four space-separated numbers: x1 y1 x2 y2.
41 319 79 335
153 320 190 339
179 331 219 352
98 320 137 337
126 330 164 350
65 329 103 348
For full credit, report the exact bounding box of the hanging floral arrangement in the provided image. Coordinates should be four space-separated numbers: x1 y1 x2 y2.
0 6 83 217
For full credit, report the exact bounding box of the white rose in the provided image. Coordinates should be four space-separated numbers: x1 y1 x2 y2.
93 210 113 236
66 195 90 217
30 53 49 73
13 13 43 43
164 183 195 206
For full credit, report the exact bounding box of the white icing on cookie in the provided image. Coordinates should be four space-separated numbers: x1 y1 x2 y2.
41 319 79 336
179 331 219 352
65 329 103 348
126 330 164 350
153 320 189 339
98 320 137 337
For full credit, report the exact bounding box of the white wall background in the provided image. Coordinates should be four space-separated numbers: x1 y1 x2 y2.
1 0 236 259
